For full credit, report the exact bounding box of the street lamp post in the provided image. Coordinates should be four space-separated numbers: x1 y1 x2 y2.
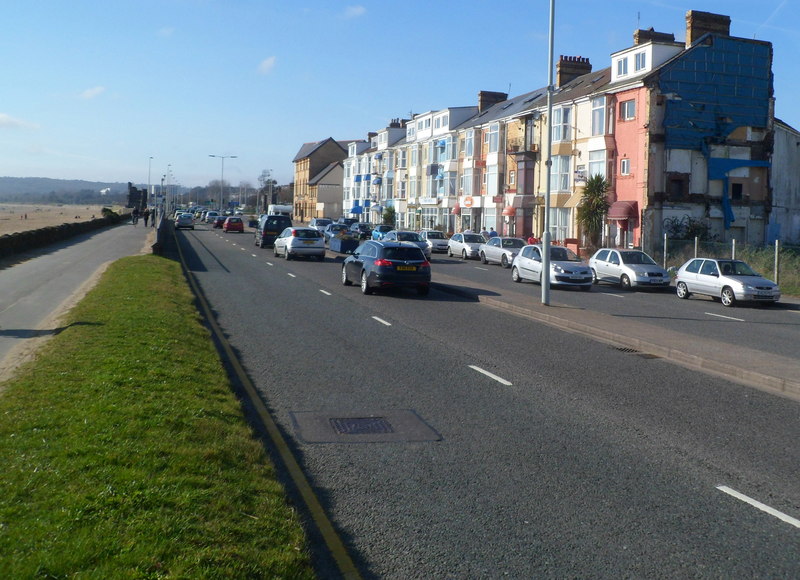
209 154 237 212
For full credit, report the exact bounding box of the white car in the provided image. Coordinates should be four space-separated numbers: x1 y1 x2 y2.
589 248 671 290
382 230 431 259
479 237 526 268
674 258 780 306
447 233 485 260
273 227 325 261
175 213 194 230
511 244 592 290
419 229 449 253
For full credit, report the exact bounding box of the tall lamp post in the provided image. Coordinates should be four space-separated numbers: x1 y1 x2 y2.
541 0 555 306
209 154 237 211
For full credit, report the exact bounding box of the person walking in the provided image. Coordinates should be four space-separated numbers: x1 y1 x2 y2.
143 208 150 227
480 226 489 240
132 207 140 226
488 227 499 238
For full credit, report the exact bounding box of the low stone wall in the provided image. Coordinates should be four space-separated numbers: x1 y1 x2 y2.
0 211 128 259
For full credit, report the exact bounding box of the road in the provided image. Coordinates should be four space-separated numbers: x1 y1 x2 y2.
177 224 800 578
0 222 152 380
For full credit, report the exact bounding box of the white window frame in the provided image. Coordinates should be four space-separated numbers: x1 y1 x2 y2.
620 158 631 175
620 99 636 121
462 168 474 196
591 97 605 136
617 57 628 76
465 130 474 158
550 155 570 192
487 123 500 153
551 107 571 142
634 51 646 71
588 150 605 178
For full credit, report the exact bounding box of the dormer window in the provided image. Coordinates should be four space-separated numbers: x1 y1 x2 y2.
616 57 628 77
634 51 647 72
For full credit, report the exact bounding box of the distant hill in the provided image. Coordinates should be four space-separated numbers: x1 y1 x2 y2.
0 177 130 197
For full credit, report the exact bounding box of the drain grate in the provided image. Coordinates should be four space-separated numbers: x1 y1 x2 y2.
614 346 660 359
330 416 395 435
615 347 640 354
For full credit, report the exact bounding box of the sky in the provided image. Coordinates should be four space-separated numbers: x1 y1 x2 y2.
1 0 798 191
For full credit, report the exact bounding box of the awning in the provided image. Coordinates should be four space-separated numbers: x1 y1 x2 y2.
502 205 516 216
607 200 638 221
451 203 461 215
350 206 363 215
371 205 383 212
564 192 583 208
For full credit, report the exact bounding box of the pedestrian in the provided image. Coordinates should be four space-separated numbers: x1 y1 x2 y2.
463 226 473 234
132 207 140 226
480 226 489 239
143 208 150 227
488 227 499 238
527 234 538 245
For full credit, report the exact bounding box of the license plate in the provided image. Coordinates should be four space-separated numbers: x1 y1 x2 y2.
570 274 583 279
756 291 772 297
302 240 315 245
396 265 416 271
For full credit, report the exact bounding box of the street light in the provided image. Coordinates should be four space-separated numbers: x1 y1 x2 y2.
209 154 237 211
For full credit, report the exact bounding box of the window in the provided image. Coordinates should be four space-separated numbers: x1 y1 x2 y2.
588 150 605 177
591 97 605 136
445 136 457 161
461 168 474 196
487 123 500 153
486 165 498 196
549 208 570 242
620 158 631 175
509 170 516 185
465 130 474 157
617 57 628 76
410 145 419 167
397 149 407 169
635 51 646 71
550 156 570 191
620 100 636 121
552 107 571 142
397 180 406 199
731 183 743 201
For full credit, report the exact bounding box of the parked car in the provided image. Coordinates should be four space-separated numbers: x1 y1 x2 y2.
175 213 194 230
511 244 592 291
337 217 359 227
479 237 526 268
309 217 332 232
371 224 393 240
222 216 244 233
204 211 220 223
447 233 485 259
273 226 326 261
341 240 431 296
589 248 671 290
674 258 780 306
323 223 350 244
382 230 432 259
254 214 292 248
349 222 373 240
212 215 226 228
419 229 449 253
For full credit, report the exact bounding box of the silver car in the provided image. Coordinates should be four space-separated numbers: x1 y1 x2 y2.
589 248 671 290
674 258 780 306
447 233 485 260
382 230 431 259
479 237 526 268
273 226 326 261
419 229 449 253
511 244 592 290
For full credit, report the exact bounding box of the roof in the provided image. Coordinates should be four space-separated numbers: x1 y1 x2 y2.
308 161 341 186
292 137 356 162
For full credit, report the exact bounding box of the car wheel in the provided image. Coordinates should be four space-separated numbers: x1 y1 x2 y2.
462 249 468 260
273 246 279 257
341 266 352 286
591 268 599 284
620 274 632 290
447 247 453 257
285 248 292 260
501 254 509 268
512 267 521 283
676 281 690 299
417 284 430 296
360 271 372 295
480 252 488 264
721 286 736 307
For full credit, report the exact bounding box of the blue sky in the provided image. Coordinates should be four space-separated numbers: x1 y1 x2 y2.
1 1 797 190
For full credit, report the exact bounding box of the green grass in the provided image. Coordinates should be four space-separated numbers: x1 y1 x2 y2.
0 255 315 578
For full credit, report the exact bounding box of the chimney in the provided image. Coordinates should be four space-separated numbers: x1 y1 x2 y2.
634 27 675 45
556 56 592 87
685 10 731 47
478 90 508 113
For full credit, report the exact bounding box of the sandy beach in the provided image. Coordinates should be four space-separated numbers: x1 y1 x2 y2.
0 204 123 236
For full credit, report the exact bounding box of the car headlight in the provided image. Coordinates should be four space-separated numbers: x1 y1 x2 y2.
553 265 565 273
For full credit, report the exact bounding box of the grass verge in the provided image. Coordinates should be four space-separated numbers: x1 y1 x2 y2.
0 254 314 578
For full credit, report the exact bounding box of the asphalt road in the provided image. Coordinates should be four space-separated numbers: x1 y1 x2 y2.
0 222 152 378
178 225 800 578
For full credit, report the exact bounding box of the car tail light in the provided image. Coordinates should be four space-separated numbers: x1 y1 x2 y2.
374 258 393 267
420 260 431 268
291 229 298 236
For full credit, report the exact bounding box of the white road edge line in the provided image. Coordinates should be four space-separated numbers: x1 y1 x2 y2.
372 316 391 326
475 267 489 271
287 273 296 278
468 365 512 386
705 312 745 322
266 262 274 267
319 290 331 296
251 254 257 257
717 485 800 529
602 293 626 299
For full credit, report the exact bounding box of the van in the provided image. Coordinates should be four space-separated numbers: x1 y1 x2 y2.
267 204 293 217
255 214 292 248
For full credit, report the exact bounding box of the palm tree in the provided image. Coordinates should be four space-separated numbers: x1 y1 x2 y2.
576 174 610 248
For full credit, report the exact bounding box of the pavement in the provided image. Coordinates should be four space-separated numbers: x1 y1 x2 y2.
425 267 800 403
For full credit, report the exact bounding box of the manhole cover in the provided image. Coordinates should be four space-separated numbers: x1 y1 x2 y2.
330 416 394 435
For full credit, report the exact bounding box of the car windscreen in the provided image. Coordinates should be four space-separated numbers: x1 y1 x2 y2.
397 232 422 241
502 239 525 248
295 229 321 239
719 260 758 276
550 247 581 261
383 247 425 261
426 231 445 239
620 251 655 265
464 234 485 243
